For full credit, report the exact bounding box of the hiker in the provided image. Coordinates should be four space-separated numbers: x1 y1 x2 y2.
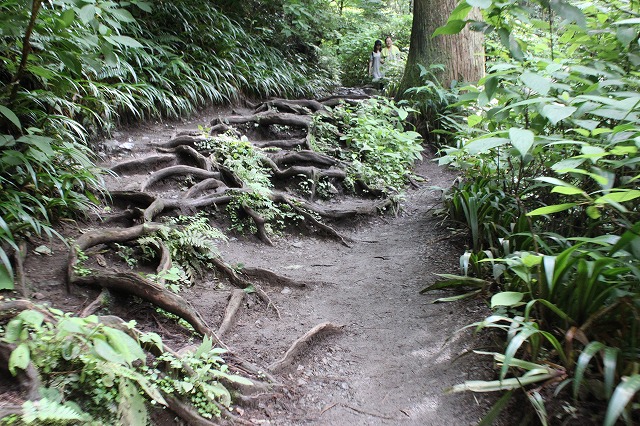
368 39 383 88
381 36 400 62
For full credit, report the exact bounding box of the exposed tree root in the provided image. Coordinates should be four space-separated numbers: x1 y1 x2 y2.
0 300 57 323
252 138 307 149
261 156 346 181
174 145 213 171
142 192 239 222
183 178 226 199
210 258 279 318
270 193 351 247
254 98 328 115
152 134 208 150
12 241 27 297
239 266 309 288
211 111 312 130
0 342 41 401
109 190 157 209
140 165 221 192
268 322 344 373
67 224 224 345
266 150 340 168
241 203 273 246
73 271 224 345
162 394 222 426
79 288 111 317
217 289 245 337
111 154 176 175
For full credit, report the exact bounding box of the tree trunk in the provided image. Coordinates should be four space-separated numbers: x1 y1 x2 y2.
397 0 484 97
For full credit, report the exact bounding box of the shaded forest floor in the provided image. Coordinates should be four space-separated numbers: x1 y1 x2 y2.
10 102 505 425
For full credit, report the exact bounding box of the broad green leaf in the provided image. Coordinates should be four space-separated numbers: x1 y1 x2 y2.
118 379 149 426
509 128 534 157
18 310 45 328
464 137 509 155
93 339 126 364
586 205 601 219
491 292 524 308
433 20 467 37
555 168 609 185
614 18 640 25
0 265 13 290
9 343 30 375
551 186 584 195
448 2 474 21
535 177 575 187
551 158 585 171
135 2 153 13
550 1 587 28
617 27 638 46
78 4 96 24
110 8 136 23
521 72 551 96
104 328 145 364
573 341 605 399
484 76 498 99
107 35 144 48
541 105 578 125
595 190 640 204
527 203 576 216
0 105 21 129
467 115 482 127
604 375 640 426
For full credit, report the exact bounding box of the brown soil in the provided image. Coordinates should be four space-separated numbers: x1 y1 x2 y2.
5 103 506 425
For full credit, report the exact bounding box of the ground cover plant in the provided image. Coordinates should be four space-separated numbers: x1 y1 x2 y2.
425 0 640 424
0 0 339 294
0 0 427 422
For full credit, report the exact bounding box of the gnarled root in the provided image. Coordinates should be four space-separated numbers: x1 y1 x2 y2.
67 224 223 345
217 289 245 337
268 322 344 373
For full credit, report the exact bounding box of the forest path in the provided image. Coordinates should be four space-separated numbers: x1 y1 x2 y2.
18 101 499 425
216 152 496 425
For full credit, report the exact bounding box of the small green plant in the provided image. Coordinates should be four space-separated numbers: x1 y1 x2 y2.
114 243 138 269
2 307 250 424
332 97 423 196
149 336 252 419
72 248 92 277
138 213 226 284
146 266 190 293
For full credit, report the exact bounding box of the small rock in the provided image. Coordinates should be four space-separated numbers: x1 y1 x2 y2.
281 287 292 295
120 142 135 150
32 292 46 300
291 241 303 248
341 382 349 390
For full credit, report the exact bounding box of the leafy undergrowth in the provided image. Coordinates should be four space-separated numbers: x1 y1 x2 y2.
1 306 250 425
423 1 640 425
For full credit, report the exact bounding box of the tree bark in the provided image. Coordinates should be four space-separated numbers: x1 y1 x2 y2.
397 0 484 96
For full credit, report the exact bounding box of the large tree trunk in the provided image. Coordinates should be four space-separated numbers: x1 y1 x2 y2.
397 0 484 97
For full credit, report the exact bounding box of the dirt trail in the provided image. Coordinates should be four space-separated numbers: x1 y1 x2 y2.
15 104 501 425
215 156 496 425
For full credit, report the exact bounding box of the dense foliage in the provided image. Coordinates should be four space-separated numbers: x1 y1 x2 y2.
0 0 345 289
425 0 640 424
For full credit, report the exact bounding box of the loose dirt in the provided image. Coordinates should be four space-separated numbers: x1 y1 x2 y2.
11 104 504 425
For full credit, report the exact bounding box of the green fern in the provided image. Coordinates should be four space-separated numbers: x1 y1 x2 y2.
138 214 226 284
21 398 93 424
